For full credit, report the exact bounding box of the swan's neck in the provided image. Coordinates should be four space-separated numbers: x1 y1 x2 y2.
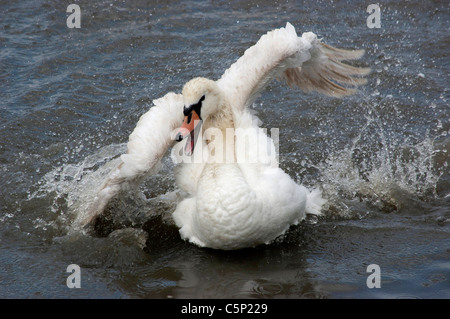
204 100 234 131
203 98 236 163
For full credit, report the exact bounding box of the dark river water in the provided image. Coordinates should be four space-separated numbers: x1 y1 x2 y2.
1 0 449 299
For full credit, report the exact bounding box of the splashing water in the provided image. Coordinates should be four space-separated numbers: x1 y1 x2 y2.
316 100 446 217
26 141 183 237
25 143 127 234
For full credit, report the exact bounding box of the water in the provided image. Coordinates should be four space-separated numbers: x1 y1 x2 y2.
1 0 449 299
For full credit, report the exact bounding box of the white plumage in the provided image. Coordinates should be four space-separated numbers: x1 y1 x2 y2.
77 23 369 250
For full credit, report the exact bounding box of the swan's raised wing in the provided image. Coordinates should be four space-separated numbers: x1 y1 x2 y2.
74 92 184 229
217 22 370 111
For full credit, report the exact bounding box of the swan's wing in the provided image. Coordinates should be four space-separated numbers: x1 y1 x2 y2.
217 22 370 110
74 92 184 229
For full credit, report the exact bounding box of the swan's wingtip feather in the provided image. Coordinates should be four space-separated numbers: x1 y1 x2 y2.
321 43 366 61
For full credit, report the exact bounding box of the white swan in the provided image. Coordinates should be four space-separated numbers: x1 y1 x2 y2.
76 22 369 250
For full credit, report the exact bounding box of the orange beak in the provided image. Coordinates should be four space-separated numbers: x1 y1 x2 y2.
174 110 202 156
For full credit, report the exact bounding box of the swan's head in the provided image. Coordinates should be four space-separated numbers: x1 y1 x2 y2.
175 77 222 155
